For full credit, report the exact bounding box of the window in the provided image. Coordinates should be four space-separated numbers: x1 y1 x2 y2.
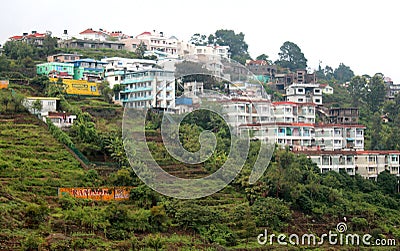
391 156 398 162
315 99 321 103
115 76 119 81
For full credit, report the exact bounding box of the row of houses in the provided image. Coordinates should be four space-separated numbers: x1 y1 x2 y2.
9 29 230 61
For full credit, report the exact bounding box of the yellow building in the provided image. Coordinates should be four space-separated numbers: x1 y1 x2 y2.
49 78 100 96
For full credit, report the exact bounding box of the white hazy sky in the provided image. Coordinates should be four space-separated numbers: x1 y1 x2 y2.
1 0 399 82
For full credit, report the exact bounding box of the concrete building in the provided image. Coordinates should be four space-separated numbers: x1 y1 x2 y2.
24 97 59 116
120 69 175 109
46 112 76 128
303 150 400 180
58 39 125 50
384 77 400 100
329 107 359 124
69 58 107 82
9 31 47 47
285 83 322 105
47 53 82 63
102 57 157 89
314 124 365 151
320 83 334 95
122 30 178 58
246 60 276 83
36 62 75 79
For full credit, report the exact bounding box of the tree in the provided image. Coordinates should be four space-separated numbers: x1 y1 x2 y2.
334 63 354 83
99 81 113 103
3 40 36 60
32 99 42 114
275 41 307 72
377 170 398 195
41 35 58 57
189 33 208 46
208 29 251 64
256 54 272 64
365 74 386 113
135 41 147 59
349 75 368 107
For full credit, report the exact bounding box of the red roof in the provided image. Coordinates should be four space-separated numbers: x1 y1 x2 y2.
79 28 102 35
355 150 400 155
272 101 298 106
26 33 45 38
9 35 23 40
136 31 151 38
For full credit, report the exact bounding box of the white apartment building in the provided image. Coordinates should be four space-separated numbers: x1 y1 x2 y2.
286 83 322 105
102 57 157 89
304 150 400 180
120 69 175 109
314 124 365 151
122 30 178 58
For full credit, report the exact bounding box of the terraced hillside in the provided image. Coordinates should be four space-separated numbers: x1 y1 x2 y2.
0 113 86 248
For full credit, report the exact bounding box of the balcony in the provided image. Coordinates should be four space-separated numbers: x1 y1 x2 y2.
122 96 153 102
123 77 154 84
121 86 153 93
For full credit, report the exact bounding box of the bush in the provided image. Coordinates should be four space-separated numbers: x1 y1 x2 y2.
251 197 292 231
199 224 237 246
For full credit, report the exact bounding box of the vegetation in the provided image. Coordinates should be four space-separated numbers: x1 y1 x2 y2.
1 30 400 250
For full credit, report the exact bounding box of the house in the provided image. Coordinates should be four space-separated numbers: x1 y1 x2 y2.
384 77 400 100
45 112 76 128
120 69 175 109
69 58 107 82
58 39 125 50
246 60 276 83
320 83 334 94
77 28 110 41
9 31 47 47
122 30 179 58
329 107 359 124
47 53 82 63
24 97 59 116
285 83 322 105
36 62 75 79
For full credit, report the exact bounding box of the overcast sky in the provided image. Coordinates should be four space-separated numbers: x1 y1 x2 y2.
1 0 399 82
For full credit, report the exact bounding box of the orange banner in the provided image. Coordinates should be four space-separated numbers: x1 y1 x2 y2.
58 187 134 201
0 80 9 89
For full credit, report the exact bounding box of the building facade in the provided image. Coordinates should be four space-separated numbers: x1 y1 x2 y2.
120 69 175 109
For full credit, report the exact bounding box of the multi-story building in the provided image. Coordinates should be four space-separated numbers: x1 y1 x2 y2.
102 57 157 89
303 150 400 180
314 124 365 151
120 69 175 109
384 77 400 100
285 83 322 105
9 31 47 47
122 30 178 58
47 53 82 63
58 39 125 50
36 62 75 79
329 107 359 124
272 101 315 124
245 60 276 83
70 58 107 82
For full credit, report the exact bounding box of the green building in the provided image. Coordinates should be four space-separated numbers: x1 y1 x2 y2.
36 62 75 78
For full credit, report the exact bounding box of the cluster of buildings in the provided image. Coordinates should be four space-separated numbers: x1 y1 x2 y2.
224 96 400 180
9 28 400 181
